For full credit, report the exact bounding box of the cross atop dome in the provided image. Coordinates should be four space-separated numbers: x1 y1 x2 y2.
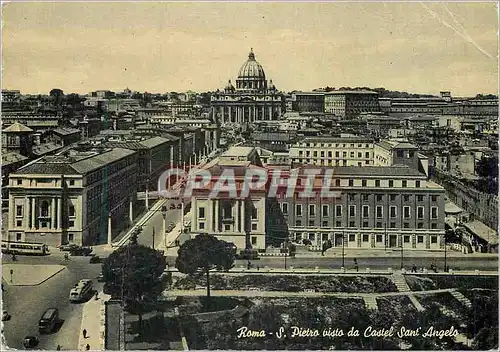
248 48 255 60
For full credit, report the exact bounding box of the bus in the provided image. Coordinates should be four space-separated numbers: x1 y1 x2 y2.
1 241 49 256
69 279 93 303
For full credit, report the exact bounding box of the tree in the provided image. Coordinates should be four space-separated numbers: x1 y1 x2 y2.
49 88 65 107
175 234 235 298
102 244 167 335
129 226 142 245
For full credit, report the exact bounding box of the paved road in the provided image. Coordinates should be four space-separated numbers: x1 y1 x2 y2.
136 199 184 249
163 255 498 272
2 254 102 350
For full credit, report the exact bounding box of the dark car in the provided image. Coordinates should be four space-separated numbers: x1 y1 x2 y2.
97 273 105 282
177 204 182 209
69 246 93 256
169 203 176 210
39 308 59 333
235 249 259 260
60 244 79 252
23 336 39 349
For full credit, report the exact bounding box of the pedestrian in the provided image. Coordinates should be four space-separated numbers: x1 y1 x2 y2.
83 328 87 339
85 344 90 351
412 264 417 273
95 291 99 300
56 345 61 350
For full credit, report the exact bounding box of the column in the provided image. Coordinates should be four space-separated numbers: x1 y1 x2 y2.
261 106 265 120
210 200 215 232
57 198 62 229
129 199 133 222
107 213 112 246
145 189 149 209
31 197 36 230
241 200 246 233
51 198 56 229
252 106 256 123
24 197 30 230
268 106 272 120
236 200 241 233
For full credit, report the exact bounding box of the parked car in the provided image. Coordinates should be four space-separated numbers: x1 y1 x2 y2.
23 336 39 349
169 203 176 210
69 246 93 256
235 249 259 260
97 273 105 282
177 204 182 209
89 255 101 264
2 310 11 321
59 244 79 252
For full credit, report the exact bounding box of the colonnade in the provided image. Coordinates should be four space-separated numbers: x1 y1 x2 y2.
212 104 282 124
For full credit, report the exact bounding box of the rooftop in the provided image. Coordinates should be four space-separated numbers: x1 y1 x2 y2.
52 127 81 136
3 122 33 133
324 90 378 95
2 152 29 166
221 146 255 158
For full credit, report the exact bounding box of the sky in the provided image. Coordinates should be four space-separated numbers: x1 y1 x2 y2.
2 2 499 96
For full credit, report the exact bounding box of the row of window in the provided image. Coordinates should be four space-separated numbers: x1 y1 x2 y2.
15 203 75 217
276 193 437 203
283 203 439 219
299 143 372 148
293 219 440 229
297 150 372 159
198 206 259 220
296 232 439 244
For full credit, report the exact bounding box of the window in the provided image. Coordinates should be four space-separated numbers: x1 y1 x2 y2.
224 224 231 231
403 206 411 219
390 206 397 218
431 207 438 219
416 181 420 188
308 220 315 226
322 221 328 227
199 222 205 230
417 235 424 243
390 222 396 228
69 180 75 186
397 150 404 158
431 223 437 229
365 152 370 158
431 195 437 202
350 152 354 158
335 205 342 217
296 204 302 216
335 221 341 227
198 207 205 219
349 234 355 241
403 235 410 243
16 205 23 217
376 222 383 228
295 220 302 226
309 205 316 217
362 234 369 242
251 236 257 245
335 151 340 157
252 223 257 231
362 205 369 218
69 205 75 217
362 221 369 228
376 206 383 218
16 220 22 227
335 179 341 187
376 194 383 202
417 222 423 229
403 195 410 202
328 151 332 158
68 233 74 242
358 152 362 158
16 233 22 241
390 195 396 201
375 180 380 187
322 205 329 217
69 220 75 227
349 221 355 227
403 222 409 229
389 180 394 187
417 206 424 219
17 179 22 185
349 180 354 187
362 180 367 187
402 181 407 188
417 195 423 202
349 205 356 217
252 207 258 219
376 235 383 242
40 201 49 217
309 233 316 241
281 203 288 215
431 236 437 244
362 194 369 201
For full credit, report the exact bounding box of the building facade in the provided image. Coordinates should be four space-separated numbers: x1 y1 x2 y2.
7 147 137 246
291 92 325 113
324 91 380 118
211 49 284 124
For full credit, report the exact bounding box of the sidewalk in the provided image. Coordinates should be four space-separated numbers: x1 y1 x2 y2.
293 249 499 258
78 291 110 351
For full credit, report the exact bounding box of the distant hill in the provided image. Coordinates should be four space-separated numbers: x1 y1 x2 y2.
313 86 437 98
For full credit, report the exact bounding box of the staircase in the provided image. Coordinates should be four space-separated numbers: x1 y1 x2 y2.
363 296 378 310
408 295 425 312
450 290 472 309
391 273 411 292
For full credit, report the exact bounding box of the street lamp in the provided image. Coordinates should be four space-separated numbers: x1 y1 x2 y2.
400 234 404 270
152 227 155 249
161 205 167 248
444 233 448 272
341 231 345 269
384 222 387 252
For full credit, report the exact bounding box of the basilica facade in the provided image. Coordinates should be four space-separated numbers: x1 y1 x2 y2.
211 49 284 124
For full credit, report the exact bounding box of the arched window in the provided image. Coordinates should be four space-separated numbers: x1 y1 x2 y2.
40 201 49 217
